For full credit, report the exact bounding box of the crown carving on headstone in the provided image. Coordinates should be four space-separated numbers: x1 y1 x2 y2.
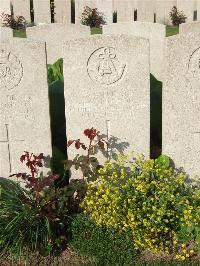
0 49 9 64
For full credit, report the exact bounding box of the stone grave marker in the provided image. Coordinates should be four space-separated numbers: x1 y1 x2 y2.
95 0 113 24
163 33 200 177
63 35 150 170
156 0 176 25
177 0 195 23
179 21 200 34
33 0 51 24
0 38 52 178
137 0 155 22
114 0 135 22
12 0 31 22
27 23 90 64
103 21 166 81
54 0 71 24
0 0 11 25
0 27 13 40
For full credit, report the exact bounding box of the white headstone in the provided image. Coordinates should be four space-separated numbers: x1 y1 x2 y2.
163 33 200 177
27 23 90 64
137 0 155 22
63 35 150 166
33 0 51 24
95 0 113 24
0 38 52 178
177 0 196 23
75 0 94 24
54 0 71 24
179 21 200 34
103 22 166 81
12 0 31 22
0 0 11 25
0 27 13 40
0 0 11 15
156 0 176 25
114 0 135 22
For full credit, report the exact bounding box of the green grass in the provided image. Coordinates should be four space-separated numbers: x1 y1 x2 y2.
166 25 179 37
13 30 26 38
91 27 102 35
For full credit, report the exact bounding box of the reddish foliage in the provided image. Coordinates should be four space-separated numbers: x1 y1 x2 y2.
67 128 107 180
12 151 59 195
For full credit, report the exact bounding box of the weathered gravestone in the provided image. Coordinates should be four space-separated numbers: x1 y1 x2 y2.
0 0 11 15
0 0 11 25
33 0 51 24
163 33 200 178
63 35 150 168
54 0 71 24
177 0 195 23
0 38 52 178
95 0 113 24
27 23 90 64
179 21 200 35
137 0 155 22
156 0 176 25
103 22 166 81
113 0 135 22
0 27 13 41
75 0 89 24
12 0 31 22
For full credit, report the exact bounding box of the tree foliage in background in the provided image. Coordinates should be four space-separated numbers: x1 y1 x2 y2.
81 6 106 28
48 58 64 86
169 6 187 26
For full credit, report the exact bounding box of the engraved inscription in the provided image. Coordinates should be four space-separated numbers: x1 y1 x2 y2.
0 95 34 121
0 49 23 90
188 47 200 78
87 47 126 85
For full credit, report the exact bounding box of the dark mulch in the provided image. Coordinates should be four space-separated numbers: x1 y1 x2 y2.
0 248 90 266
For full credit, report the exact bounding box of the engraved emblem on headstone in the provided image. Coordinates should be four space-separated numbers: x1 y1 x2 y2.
0 49 23 90
87 47 126 85
188 47 200 78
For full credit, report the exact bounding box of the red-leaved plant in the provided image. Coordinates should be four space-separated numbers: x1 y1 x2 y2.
13 152 59 204
8 152 84 255
66 127 107 180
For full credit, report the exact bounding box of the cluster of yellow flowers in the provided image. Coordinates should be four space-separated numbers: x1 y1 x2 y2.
82 155 200 260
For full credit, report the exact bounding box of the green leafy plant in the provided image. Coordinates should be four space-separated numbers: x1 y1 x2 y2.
82 154 199 261
48 58 63 86
69 213 137 265
66 128 107 180
0 13 26 30
0 152 83 259
169 6 187 26
81 6 106 28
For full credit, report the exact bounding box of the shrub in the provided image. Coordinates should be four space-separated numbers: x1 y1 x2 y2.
82 154 200 260
81 6 106 28
69 213 137 265
0 152 85 259
0 13 26 30
66 127 107 181
169 6 187 26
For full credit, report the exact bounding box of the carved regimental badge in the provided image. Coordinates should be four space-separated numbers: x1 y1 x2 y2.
0 49 23 90
87 47 126 85
188 47 200 78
